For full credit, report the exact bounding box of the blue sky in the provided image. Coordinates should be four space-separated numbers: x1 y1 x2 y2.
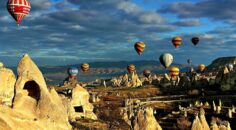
0 0 236 66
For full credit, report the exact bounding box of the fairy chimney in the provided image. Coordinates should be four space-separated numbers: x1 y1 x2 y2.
191 114 203 130
0 66 16 106
199 108 210 130
12 54 71 130
69 84 97 120
133 107 162 130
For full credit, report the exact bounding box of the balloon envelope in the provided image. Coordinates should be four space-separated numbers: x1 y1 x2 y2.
81 63 90 72
192 37 199 46
187 59 192 64
7 0 31 26
169 67 180 78
68 67 79 76
198 64 206 72
159 53 173 68
172 37 182 48
134 42 145 55
143 69 151 78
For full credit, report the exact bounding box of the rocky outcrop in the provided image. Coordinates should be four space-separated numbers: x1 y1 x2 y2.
68 84 97 120
130 72 142 87
215 66 236 91
0 67 16 106
191 114 203 130
0 54 72 130
191 108 210 130
133 107 162 130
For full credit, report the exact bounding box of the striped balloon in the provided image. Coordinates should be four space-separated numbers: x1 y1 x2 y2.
127 64 136 73
134 42 145 55
172 37 182 48
169 67 180 78
81 63 90 72
7 0 31 26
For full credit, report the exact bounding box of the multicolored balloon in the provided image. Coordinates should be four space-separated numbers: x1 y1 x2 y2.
172 37 182 48
127 64 136 73
134 42 146 55
143 69 151 78
169 67 180 78
68 67 79 77
7 0 31 26
81 63 90 72
192 37 199 46
198 64 206 72
159 53 173 68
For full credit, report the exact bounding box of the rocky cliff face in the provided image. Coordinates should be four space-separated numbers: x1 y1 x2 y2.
0 54 72 130
0 67 16 106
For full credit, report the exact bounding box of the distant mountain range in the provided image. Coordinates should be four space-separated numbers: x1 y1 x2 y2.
36 60 190 84
9 57 236 85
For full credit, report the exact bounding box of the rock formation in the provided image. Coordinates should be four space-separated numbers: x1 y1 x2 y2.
0 54 72 130
133 107 162 130
191 114 203 130
0 67 16 106
130 72 142 87
199 108 210 130
68 84 97 121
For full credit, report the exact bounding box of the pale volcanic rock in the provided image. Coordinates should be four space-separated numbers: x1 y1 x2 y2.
0 67 16 106
0 54 72 130
199 108 210 130
133 107 162 130
69 84 97 120
191 114 203 130
130 72 142 87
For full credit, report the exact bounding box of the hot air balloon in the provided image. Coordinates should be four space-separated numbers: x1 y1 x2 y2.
127 64 136 74
192 37 199 46
68 67 78 78
7 0 31 26
134 42 145 55
198 64 205 72
169 67 180 79
172 37 182 48
159 53 173 68
187 59 192 65
143 69 151 78
81 63 90 72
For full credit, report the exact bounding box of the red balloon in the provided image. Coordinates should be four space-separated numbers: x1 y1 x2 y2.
7 0 31 26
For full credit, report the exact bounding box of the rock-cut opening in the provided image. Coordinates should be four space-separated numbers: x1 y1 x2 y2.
74 106 84 113
23 81 40 101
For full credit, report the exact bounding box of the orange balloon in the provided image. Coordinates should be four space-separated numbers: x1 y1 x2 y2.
169 67 180 78
198 64 205 72
127 64 136 73
134 42 145 55
172 37 182 48
81 63 89 72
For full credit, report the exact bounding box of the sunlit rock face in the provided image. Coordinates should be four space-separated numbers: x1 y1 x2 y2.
133 107 162 130
68 84 97 120
0 67 16 106
0 54 72 130
130 72 142 87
